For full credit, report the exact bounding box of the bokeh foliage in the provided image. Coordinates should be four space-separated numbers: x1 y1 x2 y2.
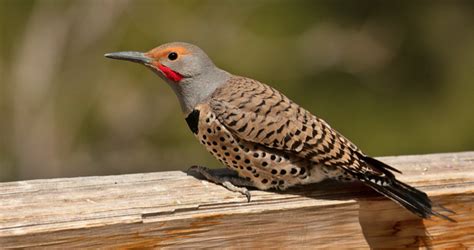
0 0 473 181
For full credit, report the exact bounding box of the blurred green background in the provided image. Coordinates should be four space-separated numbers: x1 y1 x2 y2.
1 0 473 182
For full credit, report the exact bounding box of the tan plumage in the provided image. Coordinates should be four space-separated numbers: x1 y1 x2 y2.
211 76 362 175
193 75 389 189
105 42 453 221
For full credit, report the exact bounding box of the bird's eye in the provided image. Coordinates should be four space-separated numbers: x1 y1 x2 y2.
168 52 178 61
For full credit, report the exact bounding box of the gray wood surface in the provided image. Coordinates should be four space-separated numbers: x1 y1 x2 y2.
1 152 473 248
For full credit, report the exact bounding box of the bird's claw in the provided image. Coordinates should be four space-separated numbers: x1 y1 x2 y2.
187 165 252 202
186 165 203 175
244 190 251 202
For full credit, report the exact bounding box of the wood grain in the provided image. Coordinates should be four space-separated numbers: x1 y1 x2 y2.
0 152 473 248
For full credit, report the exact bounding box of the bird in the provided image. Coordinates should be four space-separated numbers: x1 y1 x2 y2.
105 42 453 221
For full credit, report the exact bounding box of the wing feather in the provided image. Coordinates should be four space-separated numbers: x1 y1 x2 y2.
210 76 385 177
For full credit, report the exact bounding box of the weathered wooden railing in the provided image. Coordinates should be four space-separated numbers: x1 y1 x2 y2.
1 152 473 248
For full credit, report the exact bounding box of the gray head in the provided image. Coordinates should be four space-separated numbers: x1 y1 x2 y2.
105 42 230 114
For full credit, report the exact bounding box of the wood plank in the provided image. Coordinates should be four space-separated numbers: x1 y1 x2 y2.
0 152 473 248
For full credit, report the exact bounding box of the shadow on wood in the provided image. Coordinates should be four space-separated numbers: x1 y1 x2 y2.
192 166 451 248
359 200 430 248
265 181 437 249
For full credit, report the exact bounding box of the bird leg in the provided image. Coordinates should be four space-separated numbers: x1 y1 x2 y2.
187 165 254 202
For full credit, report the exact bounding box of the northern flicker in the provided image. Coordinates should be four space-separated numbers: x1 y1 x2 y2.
105 42 452 221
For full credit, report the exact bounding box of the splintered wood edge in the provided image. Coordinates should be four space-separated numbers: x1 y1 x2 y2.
0 151 473 248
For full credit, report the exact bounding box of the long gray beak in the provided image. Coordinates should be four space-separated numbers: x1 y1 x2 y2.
104 51 152 64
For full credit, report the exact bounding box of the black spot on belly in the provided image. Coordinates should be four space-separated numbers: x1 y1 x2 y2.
185 109 200 134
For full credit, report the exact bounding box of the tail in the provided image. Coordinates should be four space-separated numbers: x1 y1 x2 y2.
358 155 455 222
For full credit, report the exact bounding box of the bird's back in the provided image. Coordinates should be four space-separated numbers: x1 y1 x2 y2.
210 76 368 178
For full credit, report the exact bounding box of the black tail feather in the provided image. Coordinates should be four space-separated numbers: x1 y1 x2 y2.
359 156 455 222
360 154 402 174
363 177 455 222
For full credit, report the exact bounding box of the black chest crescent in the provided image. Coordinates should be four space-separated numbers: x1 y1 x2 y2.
185 109 200 134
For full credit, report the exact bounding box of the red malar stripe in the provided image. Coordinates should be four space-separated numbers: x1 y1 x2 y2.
157 64 183 82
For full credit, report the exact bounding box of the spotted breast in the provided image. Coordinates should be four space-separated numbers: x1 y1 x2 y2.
187 102 333 190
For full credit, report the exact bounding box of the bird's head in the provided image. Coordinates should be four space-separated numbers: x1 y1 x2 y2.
105 42 230 114
105 42 215 84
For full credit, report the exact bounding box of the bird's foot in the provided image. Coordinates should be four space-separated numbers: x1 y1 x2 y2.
187 165 253 202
